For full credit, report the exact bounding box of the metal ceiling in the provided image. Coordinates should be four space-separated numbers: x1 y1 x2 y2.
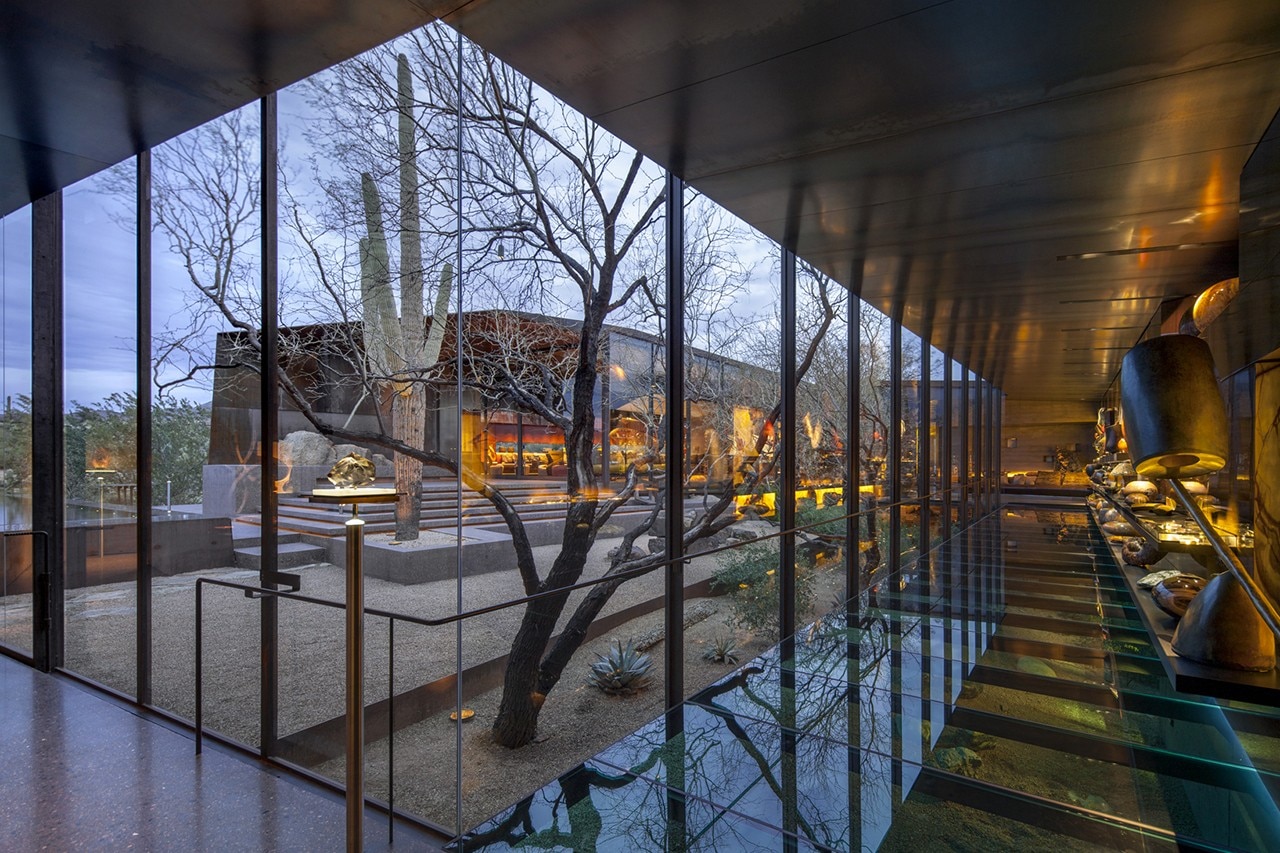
424 0 1280 402
4 0 1280 403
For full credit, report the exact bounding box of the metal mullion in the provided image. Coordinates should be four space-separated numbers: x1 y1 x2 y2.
941 355 952 541
136 151 153 704
259 94 280 757
780 247 797 647
846 282 861 609
662 171 685 714
918 333 930 560
662 170 687 847
32 189 64 672
889 314 902 585
974 376 984 518
959 368 969 528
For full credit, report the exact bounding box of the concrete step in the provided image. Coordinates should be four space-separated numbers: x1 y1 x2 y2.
233 541 328 570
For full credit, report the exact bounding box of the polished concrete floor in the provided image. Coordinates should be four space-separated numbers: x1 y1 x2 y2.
0 654 443 852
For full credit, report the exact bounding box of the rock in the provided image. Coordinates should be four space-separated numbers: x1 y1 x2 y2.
607 544 646 561
931 747 982 776
1151 574 1207 618
632 600 717 652
331 443 364 461
280 431 334 466
1137 568 1183 589
1122 538 1164 567
1015 656 1057 678
1066 791 1111 813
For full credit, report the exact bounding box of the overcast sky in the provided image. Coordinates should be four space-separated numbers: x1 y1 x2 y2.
0 38 829 414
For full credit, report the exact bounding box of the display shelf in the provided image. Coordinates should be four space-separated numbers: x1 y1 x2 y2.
1089 505 1280 705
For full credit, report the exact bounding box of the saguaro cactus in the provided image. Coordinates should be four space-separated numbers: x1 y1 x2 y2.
359 53 453 540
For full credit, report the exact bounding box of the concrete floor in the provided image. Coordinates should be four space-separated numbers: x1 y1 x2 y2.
0 653 445 852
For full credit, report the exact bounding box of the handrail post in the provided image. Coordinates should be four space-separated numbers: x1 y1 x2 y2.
346 507 366 853
195 579 203 755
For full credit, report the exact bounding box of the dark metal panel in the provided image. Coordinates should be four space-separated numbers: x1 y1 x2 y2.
31 189 63 672
136 150 153 704
435 0 1280 405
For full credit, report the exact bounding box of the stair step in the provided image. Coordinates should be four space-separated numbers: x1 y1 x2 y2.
233 541 327 570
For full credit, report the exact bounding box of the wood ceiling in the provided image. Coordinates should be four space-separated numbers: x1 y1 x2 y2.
5 0 1280 402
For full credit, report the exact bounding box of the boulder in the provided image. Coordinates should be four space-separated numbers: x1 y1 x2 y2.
280 431 334 466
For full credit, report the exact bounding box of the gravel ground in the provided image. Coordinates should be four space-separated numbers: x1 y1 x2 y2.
0 527 842 833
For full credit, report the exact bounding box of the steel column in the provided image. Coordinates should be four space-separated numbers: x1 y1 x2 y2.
136 151 153 704
918 333 930 558
663 171 685 713
259 94 281 757
780 248 797 647
959 369 969 528
662 170 687 848
846 284 861 609
888 314 902 583
974 377 984 518
31 189 64 673
941 356 953 540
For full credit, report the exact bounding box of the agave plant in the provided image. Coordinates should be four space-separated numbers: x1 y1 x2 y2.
588 639 653 695
702 633 739 665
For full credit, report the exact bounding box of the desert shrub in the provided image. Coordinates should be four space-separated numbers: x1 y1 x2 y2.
711 542 816 639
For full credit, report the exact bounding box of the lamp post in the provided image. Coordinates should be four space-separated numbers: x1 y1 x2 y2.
85 466 116 559
308 481 398 853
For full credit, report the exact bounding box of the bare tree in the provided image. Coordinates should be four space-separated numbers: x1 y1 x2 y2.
137 23 857 752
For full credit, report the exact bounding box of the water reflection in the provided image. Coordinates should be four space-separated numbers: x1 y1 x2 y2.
458 507 1280 852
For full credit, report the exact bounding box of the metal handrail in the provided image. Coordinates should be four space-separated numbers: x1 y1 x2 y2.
197 486 952 632
2 530 51 665
192 484 988 835
193 488 958 748
1167 478 1280 642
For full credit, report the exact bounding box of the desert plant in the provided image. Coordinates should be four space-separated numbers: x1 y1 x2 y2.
711 542 816 639
587 640 653 695
702 633 740 665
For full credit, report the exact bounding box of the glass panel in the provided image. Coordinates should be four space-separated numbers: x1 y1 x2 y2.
858 304 893 581
0 205 33 657
684 189 780 695
419 27 672 835
62 159 139 695
795 260 849 615
900 326 921 510
925 347 940 549
148 104 261 745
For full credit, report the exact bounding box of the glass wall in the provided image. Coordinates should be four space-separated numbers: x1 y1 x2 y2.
62 161 139 695
680 188 781 699
148 104 263 742
3 17 1009 846
0 205 33 657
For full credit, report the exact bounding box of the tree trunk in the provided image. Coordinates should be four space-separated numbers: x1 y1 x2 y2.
491 595 564 747
392 388 425 541
491 499 597 746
